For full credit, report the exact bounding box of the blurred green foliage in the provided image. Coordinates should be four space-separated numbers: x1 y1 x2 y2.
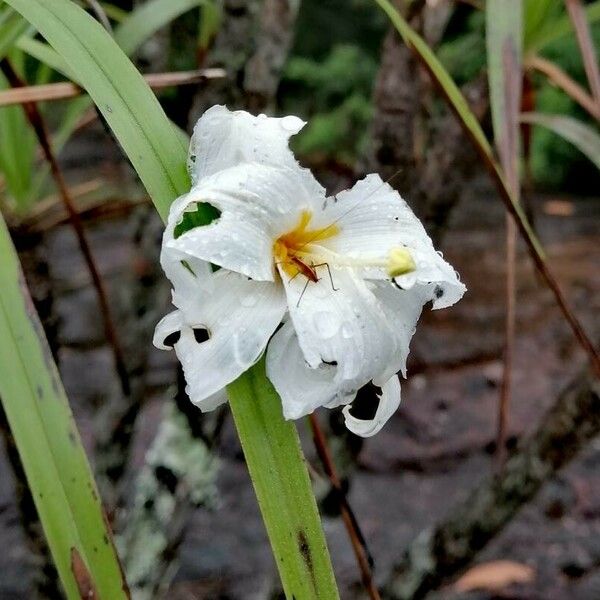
281 0 599 192
282 45 377 163
279 0 385 165
531 24 600 190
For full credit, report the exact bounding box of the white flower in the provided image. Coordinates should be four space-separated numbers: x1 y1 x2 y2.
154 105 465 437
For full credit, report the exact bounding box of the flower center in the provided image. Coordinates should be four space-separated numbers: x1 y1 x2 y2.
273 210 417 281
273 210 339 278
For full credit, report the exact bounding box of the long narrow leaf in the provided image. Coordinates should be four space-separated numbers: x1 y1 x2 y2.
486 0 522 191
16 36 73 78
0 213 128 600
527 54 600 120
520 112 600 170
565 0 600 105
486 0 522 468
4 0 189 219
6 1 340 595
114 0 210 56
0 7 29 60
0 62 36 210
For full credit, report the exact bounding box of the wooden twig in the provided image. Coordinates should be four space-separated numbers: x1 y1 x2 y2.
384 369 600 599
308 413 381 600
0 69 226 107
0 58 131 396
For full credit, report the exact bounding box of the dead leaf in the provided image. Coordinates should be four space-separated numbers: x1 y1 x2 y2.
543 200 575 217
454 560 535 592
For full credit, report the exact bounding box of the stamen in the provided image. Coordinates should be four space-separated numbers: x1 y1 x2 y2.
387 247 416 277
273 211 339 278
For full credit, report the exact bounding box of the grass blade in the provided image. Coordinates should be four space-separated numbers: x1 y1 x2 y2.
0 69 35 209
3 0 190 219
486 0 522 187
0 7 29 59
373 0 600 375
114 0 210 56
16 36 73 78
565 0 600 106
526 54 600 120
520 112 600 170
485 0 522 470
0 212 128 600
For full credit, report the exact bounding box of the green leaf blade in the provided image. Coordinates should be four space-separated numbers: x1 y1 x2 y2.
486 0 523 192
520 112 600 170
0 213 128 600
114 0 209 56
4 0 189 219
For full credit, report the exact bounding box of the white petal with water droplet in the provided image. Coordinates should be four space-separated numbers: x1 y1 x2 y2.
154 270 285 408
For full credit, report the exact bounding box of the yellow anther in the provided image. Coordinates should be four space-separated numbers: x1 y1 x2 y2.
387 247 416 277
274 211 339 278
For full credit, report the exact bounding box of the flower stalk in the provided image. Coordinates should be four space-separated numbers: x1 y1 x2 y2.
227 358 339 599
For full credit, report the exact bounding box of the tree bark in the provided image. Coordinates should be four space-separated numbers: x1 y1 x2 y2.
362 22 488 245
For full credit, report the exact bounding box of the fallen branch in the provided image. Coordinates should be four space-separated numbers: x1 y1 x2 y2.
383 369 600 599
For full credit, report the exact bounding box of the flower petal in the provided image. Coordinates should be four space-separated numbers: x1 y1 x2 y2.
369 281 428 381
154 270 285 408
187 104 324 198
165 163 324 281
342 376 401 437
279 265 396 393
316 174 467 304
266 322 355 420
153 309 184 350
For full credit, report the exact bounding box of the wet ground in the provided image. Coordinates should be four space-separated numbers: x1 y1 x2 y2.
1 161 599 599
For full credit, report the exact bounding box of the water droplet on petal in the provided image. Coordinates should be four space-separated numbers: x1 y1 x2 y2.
340 322 354 339
312 311 340 339
241 294 258 307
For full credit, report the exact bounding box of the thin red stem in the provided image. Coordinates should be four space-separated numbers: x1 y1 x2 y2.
308 413 381 600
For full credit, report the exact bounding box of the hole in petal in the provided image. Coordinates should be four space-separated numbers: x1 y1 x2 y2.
163 331 181 347
181 260 196 276
193 327 211 343
347 382 383 421
174 202 221 239
434 285 444 299
321 359 338 366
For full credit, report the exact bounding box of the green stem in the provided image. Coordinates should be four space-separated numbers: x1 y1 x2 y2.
227 357 340 600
